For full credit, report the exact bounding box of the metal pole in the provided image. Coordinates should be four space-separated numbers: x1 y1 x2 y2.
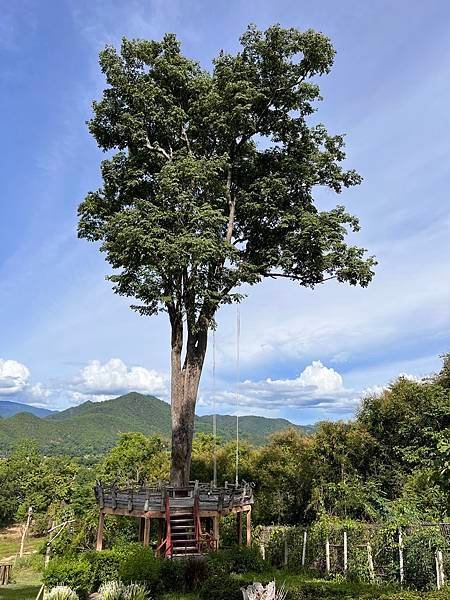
343 530 348 573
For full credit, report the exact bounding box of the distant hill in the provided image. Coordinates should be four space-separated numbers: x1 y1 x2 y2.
0 400 54 418
0 392 312 455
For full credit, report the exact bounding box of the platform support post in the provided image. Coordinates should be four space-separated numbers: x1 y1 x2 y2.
143 518 151 546
213 515 220 550
236 511 243 545
96 512 104 551
157 519 163 549
138 517 145 542
246 509 251 547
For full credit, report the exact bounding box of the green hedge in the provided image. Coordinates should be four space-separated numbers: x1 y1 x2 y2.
43 557 92 598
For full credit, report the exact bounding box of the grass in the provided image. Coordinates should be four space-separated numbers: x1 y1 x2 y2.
0 584 41 600
0 527 43 562
0 527 43 599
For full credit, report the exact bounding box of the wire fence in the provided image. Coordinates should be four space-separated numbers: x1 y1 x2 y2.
253 521 450 591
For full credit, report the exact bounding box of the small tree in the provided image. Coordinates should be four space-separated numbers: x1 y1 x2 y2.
78 25 376 486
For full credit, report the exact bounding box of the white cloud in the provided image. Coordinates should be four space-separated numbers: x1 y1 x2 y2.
0 359 30 395
70 358 168 402
205 361 361 415
30 382 52 400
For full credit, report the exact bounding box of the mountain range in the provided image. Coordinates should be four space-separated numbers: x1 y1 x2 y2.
0 393 313 455
0 400 55 418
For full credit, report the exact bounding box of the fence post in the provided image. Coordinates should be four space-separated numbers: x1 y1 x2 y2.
325 535 331 574
367 542 375 582
302 530 307 567
398 528 404 586
435 549 445 590
343 530 348 573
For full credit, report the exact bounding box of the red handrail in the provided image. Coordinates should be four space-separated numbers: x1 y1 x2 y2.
194 493 201 552
164 493 172 558
156 493 172 558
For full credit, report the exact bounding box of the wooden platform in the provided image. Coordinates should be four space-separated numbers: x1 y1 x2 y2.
94 481 253 556
95 481 253 517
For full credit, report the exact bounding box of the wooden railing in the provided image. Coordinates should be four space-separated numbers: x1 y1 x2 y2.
0 564 12 585
156 493 173 558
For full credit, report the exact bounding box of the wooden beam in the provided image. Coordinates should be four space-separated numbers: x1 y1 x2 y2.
236 511 243 545
246 509 251 546
213 515 220 550
157 518 163 546
138 517 145 542
96 512 105 551
143 518 151 546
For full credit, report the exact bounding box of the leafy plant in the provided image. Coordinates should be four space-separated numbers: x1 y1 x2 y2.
98 580 125 600
199 573 243 600
118 545 161 594
46 586 79 600
43 557 93 598
84 550 120 590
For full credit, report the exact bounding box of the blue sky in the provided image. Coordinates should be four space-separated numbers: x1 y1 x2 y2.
1 0 450 423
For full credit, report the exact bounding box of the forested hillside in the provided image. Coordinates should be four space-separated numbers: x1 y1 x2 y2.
0 392 312 455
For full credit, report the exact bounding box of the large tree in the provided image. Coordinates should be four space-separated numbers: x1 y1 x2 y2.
78 25 376 486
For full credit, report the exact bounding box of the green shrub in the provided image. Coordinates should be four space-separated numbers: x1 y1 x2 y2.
160 557 186 592
118 545 161 594
44 557 93 598
84 550 120 589
199 573 243 600
207 545 265 575
184 556 209 591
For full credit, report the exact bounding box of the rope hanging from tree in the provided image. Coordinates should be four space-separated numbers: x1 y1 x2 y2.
235 303 241 486
212 329 217 487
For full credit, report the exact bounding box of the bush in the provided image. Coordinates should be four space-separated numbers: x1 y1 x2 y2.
84 550 120 590
160 557 186 592
118 544 161 594
207 545 265 575
184 556 210 591
199 573 243 600
44 557 93 598
46 587 79 600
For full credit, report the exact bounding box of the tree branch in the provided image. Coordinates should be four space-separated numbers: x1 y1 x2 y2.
263 272 337 284
145 135 173 161
225 166 235 243
181 124 192 154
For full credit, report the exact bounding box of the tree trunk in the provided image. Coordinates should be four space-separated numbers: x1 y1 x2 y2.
170 320 208 486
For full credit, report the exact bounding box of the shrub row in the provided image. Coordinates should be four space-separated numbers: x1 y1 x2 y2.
43 543 266 599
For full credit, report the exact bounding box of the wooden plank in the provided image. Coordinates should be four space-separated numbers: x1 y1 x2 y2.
236 511 243 545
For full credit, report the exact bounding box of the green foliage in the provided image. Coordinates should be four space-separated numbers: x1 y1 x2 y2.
199 573 243 600
99 432 169 485
207 545 265 575
159 558 187 592
118 544 161 593
43 557 93 598
79 25 374 322
84 550 120 590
